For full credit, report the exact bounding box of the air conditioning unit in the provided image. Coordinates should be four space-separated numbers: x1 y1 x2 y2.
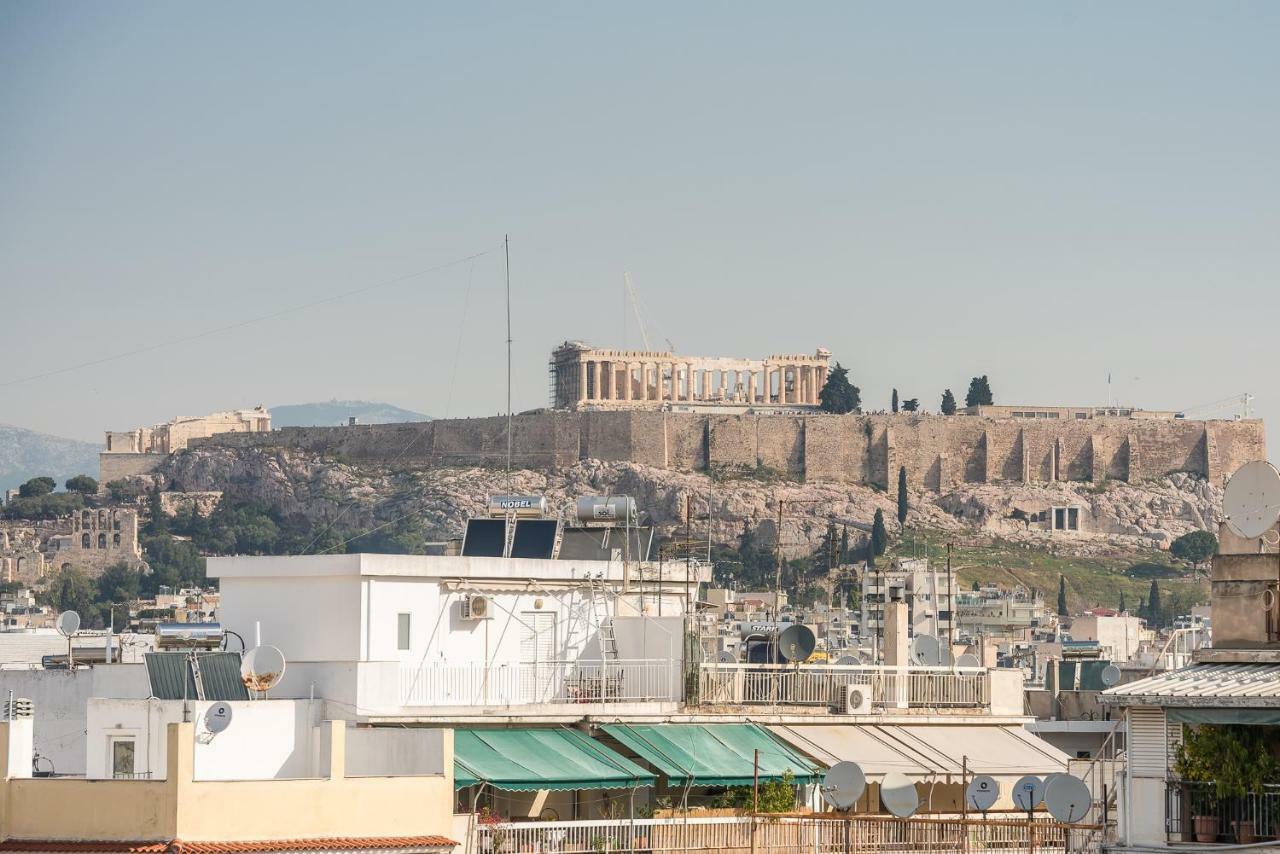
840 684 874 716
461 595 491 620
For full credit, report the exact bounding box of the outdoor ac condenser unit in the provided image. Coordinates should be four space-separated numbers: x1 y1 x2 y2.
841 683 874 715
461 595 491 620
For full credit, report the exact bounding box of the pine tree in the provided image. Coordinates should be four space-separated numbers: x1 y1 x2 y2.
891 389 899 414
901 398 919 412
818 363 861 414
941 389 957 415
965 375 994 408
1057 575 1068 616
1148 579 1162 627
871 509 888 558
1119 590 1126 613
896 467 909 524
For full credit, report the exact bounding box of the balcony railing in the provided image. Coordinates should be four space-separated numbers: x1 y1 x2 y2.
697 663 990 710
1166 781 1280 843
472 814 1099 853
399 659 677 708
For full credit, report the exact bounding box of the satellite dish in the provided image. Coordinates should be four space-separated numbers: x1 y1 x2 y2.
910 634 941 666
1012 775 1045 811
717 651 738 664
966 775 999 811
821 761 866 810
776 624 817 662
204 702 234 734
56 611 81 637
1223 461 1280 539
880 771 920 818
241 645 286 694
835 655 859 666
1044 774 1092 824
957 653 981 668
1101 664 1122 687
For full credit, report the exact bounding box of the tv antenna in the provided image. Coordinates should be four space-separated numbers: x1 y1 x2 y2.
1223 461 1280 539
56 611 80 668
820 761 866 810
241 645 286 698
880 772 919 817
1044 774 1092 824
966 775 999 812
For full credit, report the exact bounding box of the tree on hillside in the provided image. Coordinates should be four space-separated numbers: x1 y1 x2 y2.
96 562 142 605
1057 575 1068 616
1119 590 1127 613
839 526 850 564
901 398 919 412
965 376 994 408
891 389 899 413
39 566 99 627
871 509 888 560
941 389 957 415
897 467 909 524
18 477 56 498
1171 530 1217 568
818 363 861 414
1148 579 1163 626
65 475 99 495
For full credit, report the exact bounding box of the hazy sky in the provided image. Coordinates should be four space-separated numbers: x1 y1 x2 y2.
3 3 1278 445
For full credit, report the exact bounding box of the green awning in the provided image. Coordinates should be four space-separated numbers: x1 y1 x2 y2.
601 723 821 788
454 728 654 792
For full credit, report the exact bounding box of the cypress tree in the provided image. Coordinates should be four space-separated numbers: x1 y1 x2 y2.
896 467 909 524
891 388 899 413
871 509 888 558
965 375 994 408
1119 590 1126 613
818 363 861 414
941 389 957 415
1148 579 1162 626
1057 575 1068 616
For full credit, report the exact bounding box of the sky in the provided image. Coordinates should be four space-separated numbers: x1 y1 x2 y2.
2 2 1279 444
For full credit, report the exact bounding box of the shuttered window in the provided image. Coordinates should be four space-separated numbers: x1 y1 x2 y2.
1127 706 1169 778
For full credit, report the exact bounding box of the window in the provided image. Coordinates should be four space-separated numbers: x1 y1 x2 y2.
82 534 91 548
113 533 121 547
97 533 107 549
110 737 135 778
396 613 411 651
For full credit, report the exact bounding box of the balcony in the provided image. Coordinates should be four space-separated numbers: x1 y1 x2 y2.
696 663 1018 714
1166 781 1280 844
399 659 679 711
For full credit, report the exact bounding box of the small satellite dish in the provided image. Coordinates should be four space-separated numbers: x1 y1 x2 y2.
241 645 286 694
1044 774 1092 824
204 702 234 734
1223 461 1280 539
56 611 81 637
821 761 866 810
957 653 981 668
835 655 859 666
717 651 737 664
1012 775 1045 811
966 775 999 811
1101 664 1122 687
880 771 920 818
910 634 941 666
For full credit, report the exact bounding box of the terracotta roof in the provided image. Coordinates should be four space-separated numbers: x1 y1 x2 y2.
0 839 456 854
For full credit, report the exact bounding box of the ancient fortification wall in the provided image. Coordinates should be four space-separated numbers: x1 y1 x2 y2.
192 411 1266 495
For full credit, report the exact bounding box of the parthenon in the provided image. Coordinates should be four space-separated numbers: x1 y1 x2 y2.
549 342 832 410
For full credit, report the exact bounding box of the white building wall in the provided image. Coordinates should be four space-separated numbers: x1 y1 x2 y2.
217 574 363 663
85 697 322 780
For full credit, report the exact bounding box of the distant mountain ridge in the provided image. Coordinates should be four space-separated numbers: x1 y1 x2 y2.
0 424 101 495
270 400 430 428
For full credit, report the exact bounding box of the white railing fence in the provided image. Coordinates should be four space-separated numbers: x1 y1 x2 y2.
697 663 990 710
400 659 677 707
472 814 1099 854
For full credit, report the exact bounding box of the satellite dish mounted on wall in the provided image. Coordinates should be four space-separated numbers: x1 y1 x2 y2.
910 634 941 666
966 775 999 812
879 771 920 818
1012 775 1045 812
241 645 286 697
56 611 81 637
821 761 866 810
204 701 234 734
1044 774 1092 824
1223 461 1280 539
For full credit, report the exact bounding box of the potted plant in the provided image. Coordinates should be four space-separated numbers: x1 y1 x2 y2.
1175 725 1279 844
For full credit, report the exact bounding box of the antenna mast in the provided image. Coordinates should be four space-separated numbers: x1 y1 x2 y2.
505 235 513 494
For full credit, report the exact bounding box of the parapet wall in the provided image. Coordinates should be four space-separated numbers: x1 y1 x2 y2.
193 411 1266 494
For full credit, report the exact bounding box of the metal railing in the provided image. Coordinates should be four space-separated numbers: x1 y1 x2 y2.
696 663 990 710
473 814 1098 853
1166 781 1280 843
400 659 677 707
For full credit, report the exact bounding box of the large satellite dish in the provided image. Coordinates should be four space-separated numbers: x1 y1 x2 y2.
717 651 737 664
966 775 999 811
880 771 920 818
56 611 81 637
1044 774 1092 824
241 645 286 694
1224 461 1280 539
821 761 866 810
957 653 981 668
1101 664 1122 687
204 702 234 734
910 634 941 666
1012 775 1045 811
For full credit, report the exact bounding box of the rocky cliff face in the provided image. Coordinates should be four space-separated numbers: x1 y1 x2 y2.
148 446 1220 557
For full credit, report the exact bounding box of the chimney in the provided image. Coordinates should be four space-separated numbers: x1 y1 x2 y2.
883 592 910 666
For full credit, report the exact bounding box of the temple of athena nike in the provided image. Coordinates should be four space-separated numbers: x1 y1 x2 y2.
549 341 832 411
